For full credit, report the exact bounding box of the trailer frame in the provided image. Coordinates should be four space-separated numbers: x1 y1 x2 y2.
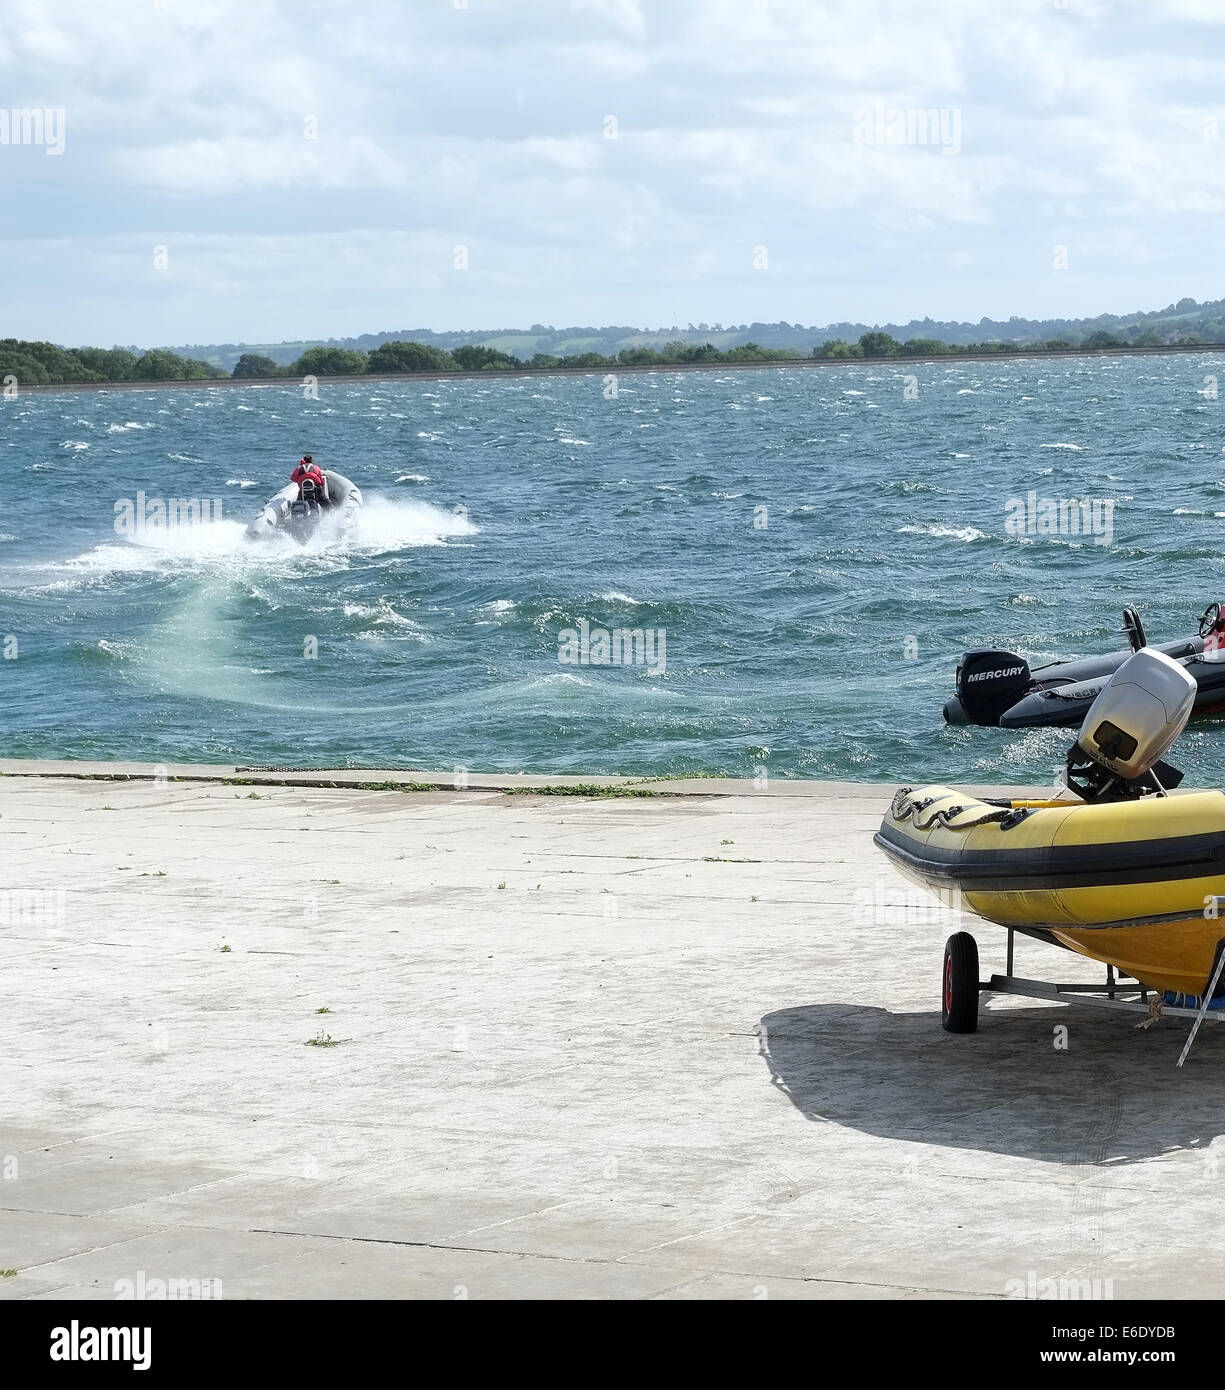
944 926 1225 1068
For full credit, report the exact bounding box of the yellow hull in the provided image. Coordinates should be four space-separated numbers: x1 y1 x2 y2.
1050 919 1224 997
875 785 1225 997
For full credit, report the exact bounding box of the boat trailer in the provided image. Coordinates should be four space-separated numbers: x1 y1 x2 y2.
941 924 1225 1069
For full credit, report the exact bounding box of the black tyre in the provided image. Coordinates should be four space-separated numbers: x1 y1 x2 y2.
941 932 980 1034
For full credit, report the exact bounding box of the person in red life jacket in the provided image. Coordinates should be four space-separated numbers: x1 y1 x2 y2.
291 454 330 505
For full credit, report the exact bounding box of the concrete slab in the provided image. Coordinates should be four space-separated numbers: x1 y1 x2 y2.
0 770 1220 1299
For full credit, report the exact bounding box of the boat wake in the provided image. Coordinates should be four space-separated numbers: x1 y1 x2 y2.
37 496 476 586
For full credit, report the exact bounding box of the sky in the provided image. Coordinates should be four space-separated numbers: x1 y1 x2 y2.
2 0 1224 348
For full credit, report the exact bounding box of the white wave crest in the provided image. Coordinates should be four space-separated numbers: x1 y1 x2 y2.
897 523 986 542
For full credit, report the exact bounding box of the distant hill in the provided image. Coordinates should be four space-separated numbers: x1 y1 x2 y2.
163 296 1224 373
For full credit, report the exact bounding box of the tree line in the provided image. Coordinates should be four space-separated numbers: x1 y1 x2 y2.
0 339 229 386
0 328 1214 387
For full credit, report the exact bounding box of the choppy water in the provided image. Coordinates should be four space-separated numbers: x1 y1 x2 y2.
3 355 1225 782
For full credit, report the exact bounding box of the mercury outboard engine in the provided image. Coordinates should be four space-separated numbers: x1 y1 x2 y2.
1063 647 1196 801
945 648 1033 726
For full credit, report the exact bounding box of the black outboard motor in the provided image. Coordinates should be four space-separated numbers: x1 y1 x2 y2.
945 648 1033 726
287 478 322 544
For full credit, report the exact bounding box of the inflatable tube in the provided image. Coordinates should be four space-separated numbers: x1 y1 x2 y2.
321 470 362 541
875 783 1225 997
1001 653 1225 728
245 481 299 540
944 606 1225 728
245 470 363 543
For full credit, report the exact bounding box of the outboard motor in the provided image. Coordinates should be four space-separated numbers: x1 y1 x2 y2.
945 648 1033 726
1063 647 1196 801
287 477 322 543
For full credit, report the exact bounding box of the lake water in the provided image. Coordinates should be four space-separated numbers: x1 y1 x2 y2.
4 354 1225 783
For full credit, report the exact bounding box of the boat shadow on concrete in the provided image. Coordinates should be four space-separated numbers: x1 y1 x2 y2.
758 1002 1225 1166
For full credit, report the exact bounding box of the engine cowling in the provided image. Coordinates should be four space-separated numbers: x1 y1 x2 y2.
950 648 1033 726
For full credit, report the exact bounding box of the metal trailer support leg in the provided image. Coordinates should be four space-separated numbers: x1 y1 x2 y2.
1006 927 1014 978
1177 938 1225 1069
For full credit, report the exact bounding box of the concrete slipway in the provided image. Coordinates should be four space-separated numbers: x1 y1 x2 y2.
1 761 1222 1301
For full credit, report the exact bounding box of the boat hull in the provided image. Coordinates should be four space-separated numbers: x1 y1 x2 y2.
245 471 363 543
943 636 1209 728
1000 652 1225 728
1051 917 1225 998
875 785 1225 996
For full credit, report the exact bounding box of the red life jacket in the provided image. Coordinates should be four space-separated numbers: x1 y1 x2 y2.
292 462 324 490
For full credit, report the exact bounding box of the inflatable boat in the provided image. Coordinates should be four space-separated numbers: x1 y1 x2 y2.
877 784 1225 998
943 604 1225 728
245 469 362 544
879 648 1225 1002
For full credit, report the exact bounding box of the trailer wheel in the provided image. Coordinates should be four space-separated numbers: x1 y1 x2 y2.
941 932 979 1034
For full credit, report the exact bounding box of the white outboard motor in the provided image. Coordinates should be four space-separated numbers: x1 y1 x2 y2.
1064 647 1196 800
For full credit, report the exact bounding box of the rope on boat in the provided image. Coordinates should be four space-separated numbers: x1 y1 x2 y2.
889 787 1027 832
1138 994 1164 1031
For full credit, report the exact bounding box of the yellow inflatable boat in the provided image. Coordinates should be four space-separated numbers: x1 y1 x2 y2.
875 784 1225 998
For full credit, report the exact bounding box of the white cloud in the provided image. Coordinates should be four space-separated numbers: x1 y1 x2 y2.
113 135 407 194
2 0 1223 342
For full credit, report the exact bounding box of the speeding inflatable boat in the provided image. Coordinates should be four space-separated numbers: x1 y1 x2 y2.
245 469 362 544
943 604 1225 728
879 648 1225 1012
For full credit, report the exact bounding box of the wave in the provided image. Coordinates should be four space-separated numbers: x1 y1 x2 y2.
341 599 427 638
350 497 476 551
878 480 948 496
897 523 987 542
